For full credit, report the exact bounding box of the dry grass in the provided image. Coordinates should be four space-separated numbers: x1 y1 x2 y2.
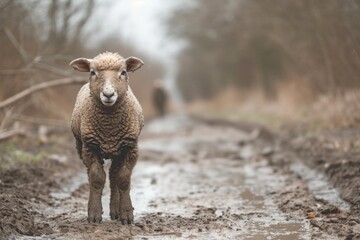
187 83 360 130
311 90 360 129
186 86 306 129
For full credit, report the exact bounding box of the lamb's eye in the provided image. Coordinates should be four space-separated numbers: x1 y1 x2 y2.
120 70 127 78
90 70 96 76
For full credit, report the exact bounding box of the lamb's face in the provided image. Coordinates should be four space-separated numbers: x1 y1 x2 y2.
70 52 144 107
89 67 127 107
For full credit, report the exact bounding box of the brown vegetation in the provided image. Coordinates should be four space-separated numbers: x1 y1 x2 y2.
169 0 360 128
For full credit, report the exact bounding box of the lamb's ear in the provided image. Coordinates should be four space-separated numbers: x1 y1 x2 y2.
126 57 144 72
69 58 92 72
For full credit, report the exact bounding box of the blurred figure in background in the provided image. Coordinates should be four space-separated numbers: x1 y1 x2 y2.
152 79 168 117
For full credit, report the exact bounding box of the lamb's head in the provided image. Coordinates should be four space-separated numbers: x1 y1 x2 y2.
70 52 144 107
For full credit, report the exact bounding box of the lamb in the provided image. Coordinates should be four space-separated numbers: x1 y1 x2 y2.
69 52 144 224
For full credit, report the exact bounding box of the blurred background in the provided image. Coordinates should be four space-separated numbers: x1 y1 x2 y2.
1 0 360 134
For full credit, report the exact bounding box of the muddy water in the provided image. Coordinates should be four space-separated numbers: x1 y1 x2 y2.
132 156 309 239
19 115 317 239
133 116 310 239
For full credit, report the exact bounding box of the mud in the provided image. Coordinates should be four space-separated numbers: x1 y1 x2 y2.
282 129 360 239
0 115 359 239
0 133 82 238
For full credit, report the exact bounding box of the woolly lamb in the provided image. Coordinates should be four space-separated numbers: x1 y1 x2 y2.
70 52 144 224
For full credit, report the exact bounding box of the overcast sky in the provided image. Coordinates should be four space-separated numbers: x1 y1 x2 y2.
89 0 194 102
90 0 191 61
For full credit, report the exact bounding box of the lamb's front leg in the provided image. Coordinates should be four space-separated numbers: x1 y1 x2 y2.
83 149 105 223
109 161 120 220
109 146 138 224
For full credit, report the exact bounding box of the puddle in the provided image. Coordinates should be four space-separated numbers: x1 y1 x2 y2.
130 159 309 240
146 113 191 134
290 162 350 211
139 137 189 153
50 171 88 200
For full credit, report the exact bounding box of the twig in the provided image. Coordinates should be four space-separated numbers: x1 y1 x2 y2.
0 61 72 77
0 77 87 110
1 27 29 63
310 220 323 230
0 107 14 131
37 54 74 62
8 113 69 128
0 68 35 75
0 129 25 142
145 232 182 237
34 62 72 77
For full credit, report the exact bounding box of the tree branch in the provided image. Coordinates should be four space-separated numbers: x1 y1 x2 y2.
0 129 25 142
0 77 87 110
34 62 72 77
0 68 35 75
9 113 69 128
1 27 29 63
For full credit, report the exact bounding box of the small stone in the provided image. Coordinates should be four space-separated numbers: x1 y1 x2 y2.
135 223 144 228
150 178 157 185
308 212 315 219
348 220 357 226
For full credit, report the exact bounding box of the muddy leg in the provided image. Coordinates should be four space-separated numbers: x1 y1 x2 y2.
83 150 105 223
110 147 138 224
109 163 120 220
118 164 134 225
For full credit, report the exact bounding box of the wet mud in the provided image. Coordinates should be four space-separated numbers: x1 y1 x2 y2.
0 115 359 239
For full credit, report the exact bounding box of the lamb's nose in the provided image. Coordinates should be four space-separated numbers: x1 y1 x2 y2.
103 91 114 99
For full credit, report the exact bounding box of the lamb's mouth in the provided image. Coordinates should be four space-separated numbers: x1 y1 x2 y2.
102 100 116 106
100 92 118 106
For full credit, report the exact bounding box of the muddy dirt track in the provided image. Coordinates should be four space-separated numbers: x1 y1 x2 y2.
0 114 359 239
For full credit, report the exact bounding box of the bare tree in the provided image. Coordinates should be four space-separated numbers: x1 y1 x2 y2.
168 0 360 101
0 0 96 135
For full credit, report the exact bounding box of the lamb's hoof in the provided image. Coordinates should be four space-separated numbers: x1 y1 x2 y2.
110 212 119 220
119 208 134 225
120 218 133 225
88 216 102 223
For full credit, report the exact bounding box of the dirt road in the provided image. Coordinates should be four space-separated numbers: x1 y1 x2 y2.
0 114 358 239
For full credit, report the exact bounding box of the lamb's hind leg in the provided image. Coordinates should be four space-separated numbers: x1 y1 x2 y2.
83 150 105 223
109 146 138 224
